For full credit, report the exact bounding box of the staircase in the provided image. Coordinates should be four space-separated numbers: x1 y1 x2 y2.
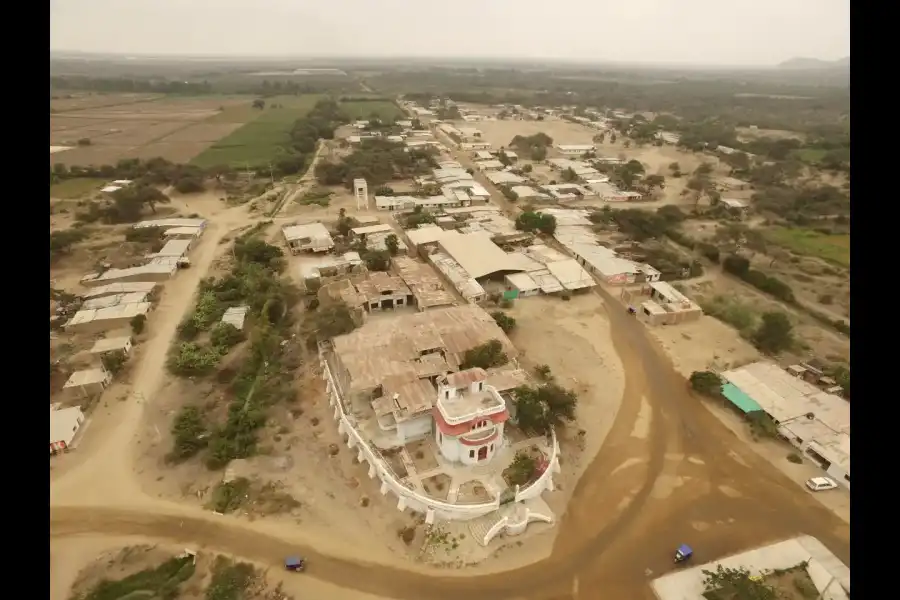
468 511 505 546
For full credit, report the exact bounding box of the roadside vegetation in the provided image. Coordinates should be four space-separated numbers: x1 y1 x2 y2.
314 137 438 188
167 229 300 470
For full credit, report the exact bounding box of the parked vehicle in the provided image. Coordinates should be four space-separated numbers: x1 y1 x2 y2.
805 476 838 492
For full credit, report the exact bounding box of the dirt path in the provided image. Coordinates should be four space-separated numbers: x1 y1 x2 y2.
51 206 256 507
274 140 327 216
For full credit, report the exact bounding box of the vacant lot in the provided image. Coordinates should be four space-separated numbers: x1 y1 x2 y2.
50 96 260 167
50 92 163 113
49 177 106 199
763 227 850 267
190 94 323 168
340 100 404 121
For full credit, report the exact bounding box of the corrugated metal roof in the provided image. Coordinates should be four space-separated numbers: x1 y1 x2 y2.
437 232 525 279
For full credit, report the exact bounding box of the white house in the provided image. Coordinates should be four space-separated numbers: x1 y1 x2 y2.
434 368 509 466
555 144 595 156
50 404 85 454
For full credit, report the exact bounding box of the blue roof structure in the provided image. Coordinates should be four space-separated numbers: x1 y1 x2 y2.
721 383 764 414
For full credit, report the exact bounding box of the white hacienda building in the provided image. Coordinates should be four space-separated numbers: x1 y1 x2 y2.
434 369 508 465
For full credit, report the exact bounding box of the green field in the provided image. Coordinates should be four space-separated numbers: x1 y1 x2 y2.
50 177 105 198
763 227 850 267
340 100 404 121
191 95 322 167
792 148 828 163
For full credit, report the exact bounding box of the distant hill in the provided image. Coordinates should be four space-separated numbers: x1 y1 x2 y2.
778 56 849 70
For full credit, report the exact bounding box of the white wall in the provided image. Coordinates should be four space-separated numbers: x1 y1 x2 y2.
398 414 433 444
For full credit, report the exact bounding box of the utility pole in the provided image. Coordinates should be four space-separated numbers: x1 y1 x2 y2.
268 163 275 186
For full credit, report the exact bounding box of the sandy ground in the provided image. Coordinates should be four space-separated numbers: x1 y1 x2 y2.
51 536 397 600
648 315 762 377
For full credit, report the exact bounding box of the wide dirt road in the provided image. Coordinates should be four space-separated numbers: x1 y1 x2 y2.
50 271 849 600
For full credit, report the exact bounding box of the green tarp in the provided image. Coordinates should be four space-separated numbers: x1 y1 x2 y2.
721 383 764 414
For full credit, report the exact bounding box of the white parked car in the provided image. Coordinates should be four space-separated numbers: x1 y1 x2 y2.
805 477 839 492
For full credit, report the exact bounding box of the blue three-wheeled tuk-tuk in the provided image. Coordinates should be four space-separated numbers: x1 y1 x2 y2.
673 544 693 564
284 556 305 572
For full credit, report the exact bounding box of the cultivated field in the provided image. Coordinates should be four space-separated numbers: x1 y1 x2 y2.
191 94 324 168
339 100 405 121
50 95 255 166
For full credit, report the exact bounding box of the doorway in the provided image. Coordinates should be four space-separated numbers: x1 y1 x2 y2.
477 446 488 461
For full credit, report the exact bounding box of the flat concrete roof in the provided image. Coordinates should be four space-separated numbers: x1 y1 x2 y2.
650 536 848 600
505 272 540 293
546 259 595 290
82 282 158 299
82 292 149 310
66 302 151 328
282 222 333 244
133 218 206 230
88 337 132 354
50 405 84 445
351 224 393 236
221 306 249 330
83 263 176 284
438 232 526 280
63 368 109 388
407 225 456 247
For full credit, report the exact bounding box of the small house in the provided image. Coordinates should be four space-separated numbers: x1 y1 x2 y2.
63 367 113 398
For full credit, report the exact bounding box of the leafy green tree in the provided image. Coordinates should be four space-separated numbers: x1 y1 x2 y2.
701 564 778 600
210 322 244 351
490 311 516 333
689 371 722 396
753 312 794 354
460 340 509 370
167 406 209 462
513 383 578 435
385 234 400 256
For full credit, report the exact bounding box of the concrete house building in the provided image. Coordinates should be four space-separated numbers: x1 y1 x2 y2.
50 404 85 454
63 367 113 398
434 368 510 465
282 223 334 254
555 144 595 156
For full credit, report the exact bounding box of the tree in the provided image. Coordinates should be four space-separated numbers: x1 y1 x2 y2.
210 322 244 351
362 249 391 271
561 167 577 183
643 174 666 190
521 163 533 173
312 302 358 339
490 311 516 333
753 312 794 354
504 452 537 486
252 99 265 110
130 314 146 335
530 145 547 161
689 371 721 396
701 564 779 600
385 234 400 256
460 340 509 370
513 383 578 435
722 255 751 277
515 211 557 235
167 406 209 463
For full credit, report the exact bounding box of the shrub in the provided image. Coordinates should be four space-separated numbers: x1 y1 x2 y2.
130 314 146 335
100 350 128 374
689 371 721 396
490 311 517 333
167 342 222 377
210 322 244 350
698 242 720 263
787 453 803 464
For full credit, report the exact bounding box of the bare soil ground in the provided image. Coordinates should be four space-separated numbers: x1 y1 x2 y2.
50 92 164 113
504 293 625 510
648 315 762 377
681 273 849 365
50 96 256 166
51 536 394 600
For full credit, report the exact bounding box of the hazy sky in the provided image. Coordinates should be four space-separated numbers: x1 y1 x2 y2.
50 0 849 66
